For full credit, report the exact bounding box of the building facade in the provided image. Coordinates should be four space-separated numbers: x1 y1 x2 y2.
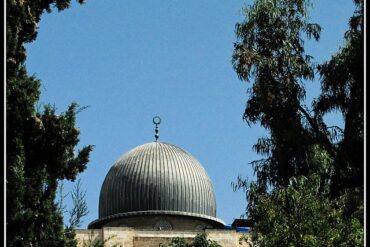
76 228 249 247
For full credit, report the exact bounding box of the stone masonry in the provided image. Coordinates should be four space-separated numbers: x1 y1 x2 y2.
75 227 251 247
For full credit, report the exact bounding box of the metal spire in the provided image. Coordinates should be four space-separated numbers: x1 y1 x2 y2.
153 116 161 142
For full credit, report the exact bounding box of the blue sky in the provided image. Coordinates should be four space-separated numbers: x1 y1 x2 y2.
25 0 355 228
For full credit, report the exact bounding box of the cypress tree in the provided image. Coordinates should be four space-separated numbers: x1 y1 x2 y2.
6 1 93 246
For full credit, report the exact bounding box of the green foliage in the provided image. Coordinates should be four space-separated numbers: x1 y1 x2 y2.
191 233 222 247
81 234 121 247
246 175 363 247
68 180 89 229
160 233 222 247
6 0 85 77
6 0 92 246
315 0 364 194
232 0 363 246
57 179 89 229
232 0 322 187
160 237 188 247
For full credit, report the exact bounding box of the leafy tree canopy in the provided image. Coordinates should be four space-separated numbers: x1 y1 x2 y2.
6 0 93 246
159 233 222 247
246 174 363 247
232 0 363 245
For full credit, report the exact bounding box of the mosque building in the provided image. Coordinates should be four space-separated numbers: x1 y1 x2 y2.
75 117 250 247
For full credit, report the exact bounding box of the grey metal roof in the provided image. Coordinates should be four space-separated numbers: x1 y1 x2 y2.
98 142 217 220
88 210 225 229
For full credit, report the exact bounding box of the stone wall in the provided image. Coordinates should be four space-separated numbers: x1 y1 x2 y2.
101 215 214 231
132 232 194 247
75 228 251 247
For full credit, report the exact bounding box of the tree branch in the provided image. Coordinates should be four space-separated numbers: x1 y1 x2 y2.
298 105 337 157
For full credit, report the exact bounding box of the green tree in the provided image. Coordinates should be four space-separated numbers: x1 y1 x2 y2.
232 0 363 245
57 179 89 228
232 0 322 188
6 0 93 246
315 0 364 196
245 174 363 247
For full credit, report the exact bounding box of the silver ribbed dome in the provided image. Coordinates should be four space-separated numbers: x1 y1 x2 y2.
97 142 218 222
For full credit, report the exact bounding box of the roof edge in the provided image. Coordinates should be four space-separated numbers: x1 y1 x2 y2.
88 210 225 229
